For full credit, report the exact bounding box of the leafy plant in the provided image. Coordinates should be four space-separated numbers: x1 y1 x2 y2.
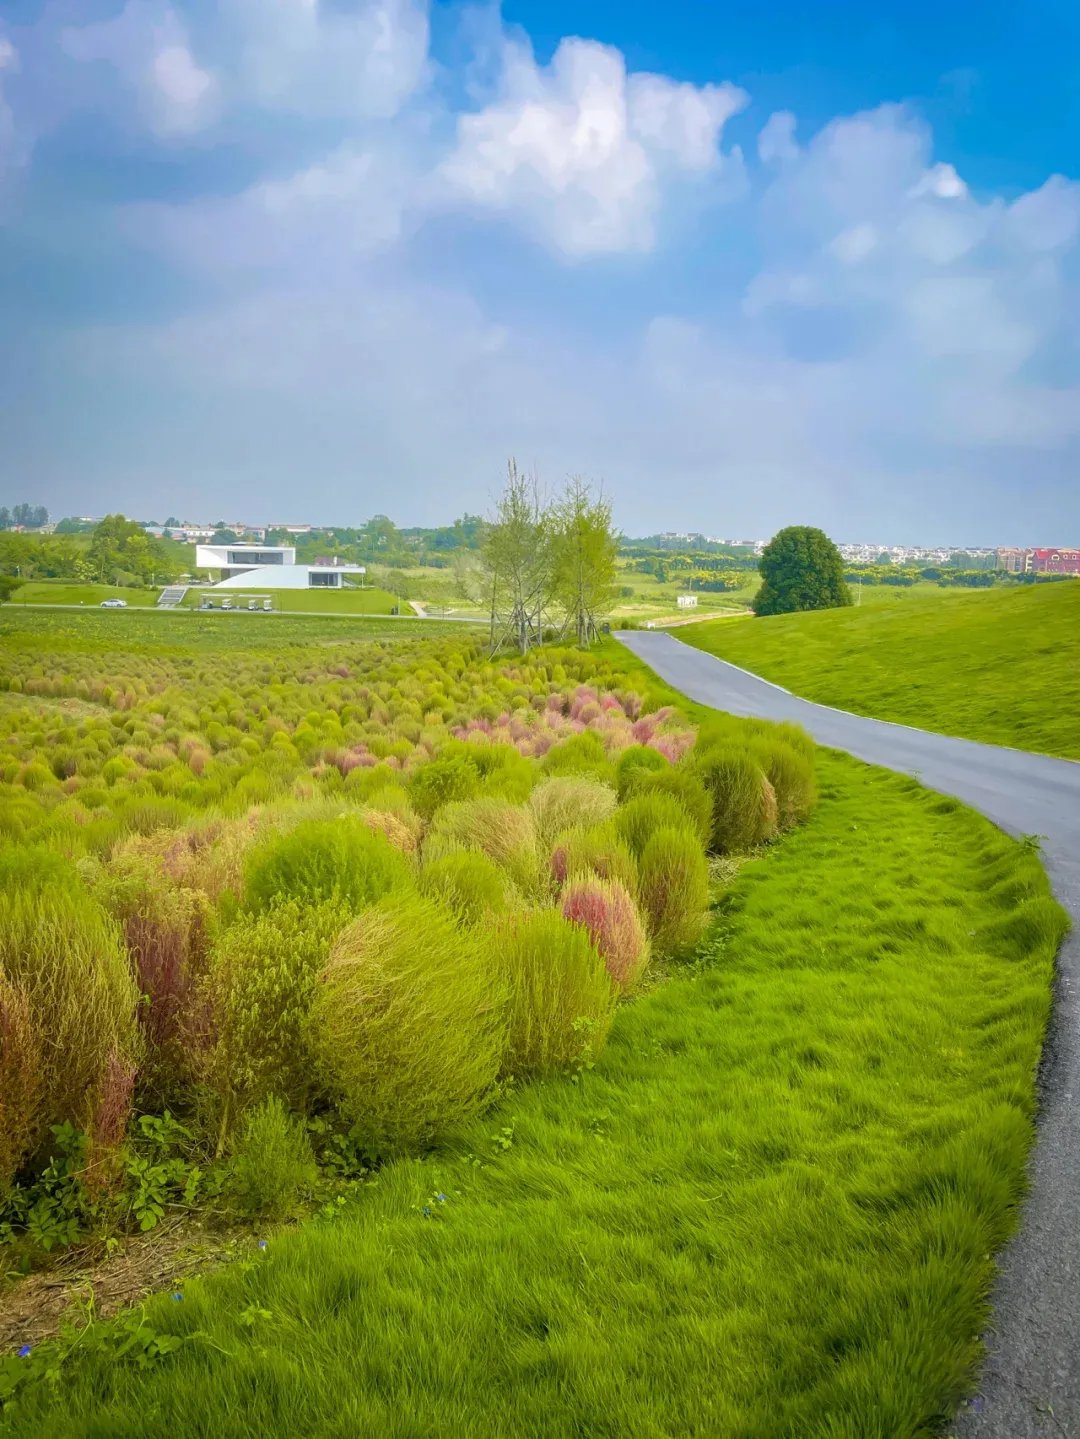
227 1097 317 1221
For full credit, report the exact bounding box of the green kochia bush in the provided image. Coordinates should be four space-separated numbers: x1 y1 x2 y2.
408 753 481 819
749 738 818 830
541 732 616 785
614 792 698 861
312 895 506 1156
0 853 141 1186
529 776 618 845
549 820 639 896
620 765 713 848
418 848 513 924
243 818 413 914
693 748 778 853
498 909 616 1077
638 826 711 958
227 1096 318 1220
202 900 351 1141
426 800 541 896
616 744 669 798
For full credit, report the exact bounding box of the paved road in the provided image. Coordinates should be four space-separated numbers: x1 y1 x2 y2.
618 630 1080 1439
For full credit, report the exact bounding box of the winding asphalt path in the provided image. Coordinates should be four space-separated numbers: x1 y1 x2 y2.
617 630 1080 1439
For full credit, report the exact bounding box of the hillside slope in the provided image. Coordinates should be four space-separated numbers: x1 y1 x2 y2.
681 581 1080 760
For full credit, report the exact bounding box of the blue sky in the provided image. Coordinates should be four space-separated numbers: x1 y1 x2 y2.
1 1 1078 541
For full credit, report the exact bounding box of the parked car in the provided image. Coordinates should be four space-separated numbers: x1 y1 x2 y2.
200 600 214 610
100 598 128 608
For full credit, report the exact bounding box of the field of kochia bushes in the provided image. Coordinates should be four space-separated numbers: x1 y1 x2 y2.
0 613 817 1251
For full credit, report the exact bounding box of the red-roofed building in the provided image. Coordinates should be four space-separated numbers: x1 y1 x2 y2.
1028 548 1080 574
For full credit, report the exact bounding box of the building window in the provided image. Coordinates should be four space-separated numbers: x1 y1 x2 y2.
308 571 338 588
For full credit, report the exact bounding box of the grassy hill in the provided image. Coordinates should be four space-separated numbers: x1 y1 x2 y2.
681 580 1080 760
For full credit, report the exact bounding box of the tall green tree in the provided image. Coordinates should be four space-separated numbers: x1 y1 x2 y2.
551 478 618 647
88 515 178 586
753 526 851 616
480 460 554 656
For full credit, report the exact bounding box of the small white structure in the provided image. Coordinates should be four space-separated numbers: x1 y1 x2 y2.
195 544 366 591
676 594 699 609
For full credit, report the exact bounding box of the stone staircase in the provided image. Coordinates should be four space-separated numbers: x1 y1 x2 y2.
157 585 189 609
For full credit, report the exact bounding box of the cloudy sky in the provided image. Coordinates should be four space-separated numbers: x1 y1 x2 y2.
1 0 1078 541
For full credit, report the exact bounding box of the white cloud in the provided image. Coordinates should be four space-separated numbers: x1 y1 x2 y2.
129 139 418 272
60 0 429 137
1007 175 1080 252
757 110 798 166
438 36 747 257
909 162 967 200
0 35 20 182
829 222 878 265
221 0 429 119
62 2 218 137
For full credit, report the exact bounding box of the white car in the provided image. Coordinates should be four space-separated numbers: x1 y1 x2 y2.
100 598 128 608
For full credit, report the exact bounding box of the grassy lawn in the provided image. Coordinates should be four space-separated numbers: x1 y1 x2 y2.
3 744 1064 1437
211 586 402 615
0 607 473 653
681 581 1080 760
611 562 757 624
10 583 163 607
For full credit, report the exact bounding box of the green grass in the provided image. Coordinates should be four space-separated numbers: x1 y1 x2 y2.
682 581 1080 760
9 583 163 607
9 581 408 616
4 749 1065 1437
0 607 476 655
221 587 401 615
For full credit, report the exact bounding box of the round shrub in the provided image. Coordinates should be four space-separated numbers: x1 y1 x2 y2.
750 739 817 830
638 825 710 958
541 732 616 785
616 744 668 799
243 817 413 915
202 899 350 1137
529 776 618 845
0 864 141 1182
408 753 481 820
312 894 505 1155
614 791 698 860
561 877 650 990
694 748 778 853
427 799 541 895
419 848 513 924
550 821 639 896
498 909 616 1078
621 765 713 847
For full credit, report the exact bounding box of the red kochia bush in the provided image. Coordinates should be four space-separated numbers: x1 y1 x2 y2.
561 877 650 990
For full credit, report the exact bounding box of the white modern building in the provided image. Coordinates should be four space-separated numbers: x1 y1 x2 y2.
194 544 366 590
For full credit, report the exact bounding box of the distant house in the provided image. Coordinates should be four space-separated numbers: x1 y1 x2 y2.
195 544 366 590
676 594 698 609
996 547 1080 575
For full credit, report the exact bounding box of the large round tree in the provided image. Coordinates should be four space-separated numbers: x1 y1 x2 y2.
752 526 851 616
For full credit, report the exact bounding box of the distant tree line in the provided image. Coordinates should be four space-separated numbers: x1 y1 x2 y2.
0 515 181 589
0 504 48 529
